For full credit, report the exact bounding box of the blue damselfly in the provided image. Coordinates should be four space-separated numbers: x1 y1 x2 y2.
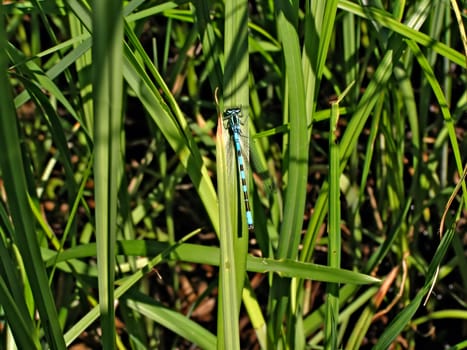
223 106 254 232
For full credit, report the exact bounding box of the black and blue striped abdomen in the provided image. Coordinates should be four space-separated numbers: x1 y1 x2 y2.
223 107 254 232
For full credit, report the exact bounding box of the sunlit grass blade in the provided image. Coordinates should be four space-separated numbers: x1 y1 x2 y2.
7 43 82 126
46 238 379 286
300 40 405 263
216 112 240 349
2 1 466 348
270 1 309 346
69 12 93 132
216 0 249 348
324 90 346 350
125 293 216 349
274 1 308 260
346 265 400 349
242 279 267 348
63 227 201 346
123 22 219 233
338 0 465 66
0 275 41 349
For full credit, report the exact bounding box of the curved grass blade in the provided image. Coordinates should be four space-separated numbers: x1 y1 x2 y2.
405 39 467 208
125 292 216 350
123 23 219 233
374 222 456 350
0 7 66 349
338 0 465 66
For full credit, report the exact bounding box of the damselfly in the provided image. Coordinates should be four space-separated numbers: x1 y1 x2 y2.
223 106 254 232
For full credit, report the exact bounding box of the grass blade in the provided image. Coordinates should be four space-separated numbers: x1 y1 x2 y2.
0 7 66 349
269 1 309 345
405 39 467 207
374 223 456 349
125 293 216 350
324 92 344 350
338 0 465 66
275 0 308 260
216 112 239 349
92 0 124 347
216 1 250 348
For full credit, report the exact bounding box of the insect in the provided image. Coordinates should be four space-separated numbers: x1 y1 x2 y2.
223 106 254 232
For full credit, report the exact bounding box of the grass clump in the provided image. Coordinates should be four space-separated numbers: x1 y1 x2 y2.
0 1 466 349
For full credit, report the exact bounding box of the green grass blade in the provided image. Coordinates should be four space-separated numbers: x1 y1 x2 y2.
192 0 223 88
242 280 267 348
63 229 200 346
216 1 249 348
301 41 405 263
92 0 124 348
324 94 344 350
412 309 467 327
248 258 379 284
338 0 465 66
303 0 339 117
405 39 467 208
46 239 379 285
269 2 310 345
125 293 216 349
0 275 41 349
65 228 199 347
374 223 456 350
0 210 41 349
275 0 308 260
69 11 94 132
216 112 240 349
123 23 219 233
7 43 81 125
0 8 66 349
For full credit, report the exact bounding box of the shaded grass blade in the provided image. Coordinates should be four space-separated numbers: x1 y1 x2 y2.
0 7 66 349
374 223 457 349
405 39 467 207
92 0 124 347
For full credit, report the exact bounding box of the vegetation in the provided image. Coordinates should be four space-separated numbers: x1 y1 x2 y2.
0 0 466 349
